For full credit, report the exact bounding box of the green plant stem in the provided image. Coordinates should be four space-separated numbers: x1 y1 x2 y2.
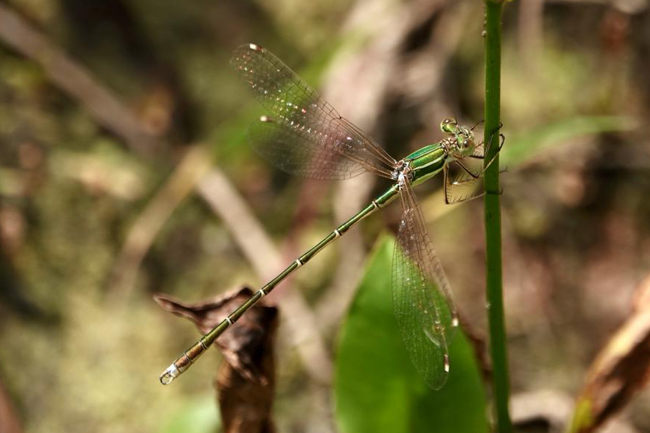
483 2 512 433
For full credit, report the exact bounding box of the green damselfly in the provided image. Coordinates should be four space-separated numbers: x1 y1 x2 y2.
160 43 501 389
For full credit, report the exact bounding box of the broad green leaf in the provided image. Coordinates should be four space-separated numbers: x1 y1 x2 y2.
335 235 489 433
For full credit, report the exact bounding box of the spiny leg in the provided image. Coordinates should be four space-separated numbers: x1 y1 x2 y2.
470 130 504 160
455 160 481 179
468 133 506 175
444 162 485 204
443 165 453 205
470 121 504 160
444 130 506 205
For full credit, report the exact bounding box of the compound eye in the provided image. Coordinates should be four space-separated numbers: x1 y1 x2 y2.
441 118 457 134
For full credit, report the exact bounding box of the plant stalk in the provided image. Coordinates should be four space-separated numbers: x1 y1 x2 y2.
483 2 512 432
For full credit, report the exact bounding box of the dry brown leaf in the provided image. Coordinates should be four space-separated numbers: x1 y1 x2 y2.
569 274 650 433
155 287 278 433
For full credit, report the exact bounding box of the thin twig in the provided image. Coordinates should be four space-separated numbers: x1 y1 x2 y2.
0 4 160 157
198 171 334 383
108 145 212 301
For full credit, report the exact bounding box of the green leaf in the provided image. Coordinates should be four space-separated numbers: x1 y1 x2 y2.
335 235 489 433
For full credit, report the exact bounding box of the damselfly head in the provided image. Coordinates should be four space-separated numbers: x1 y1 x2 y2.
450 123 475 159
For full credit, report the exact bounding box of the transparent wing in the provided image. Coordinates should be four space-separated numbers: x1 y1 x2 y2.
248 117 367 179
231 43 397 179
392 179 458 389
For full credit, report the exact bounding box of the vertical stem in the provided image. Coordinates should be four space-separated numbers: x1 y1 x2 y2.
483 2 512 433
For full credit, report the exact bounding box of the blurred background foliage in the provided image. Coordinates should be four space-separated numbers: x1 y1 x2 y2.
0 0 650 432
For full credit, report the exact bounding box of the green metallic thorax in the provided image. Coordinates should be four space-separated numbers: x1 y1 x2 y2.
405 142 448 186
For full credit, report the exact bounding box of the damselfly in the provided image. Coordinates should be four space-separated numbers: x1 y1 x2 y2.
160 43 501 389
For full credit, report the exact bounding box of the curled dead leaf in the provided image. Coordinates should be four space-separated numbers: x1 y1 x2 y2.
155 287 278 433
